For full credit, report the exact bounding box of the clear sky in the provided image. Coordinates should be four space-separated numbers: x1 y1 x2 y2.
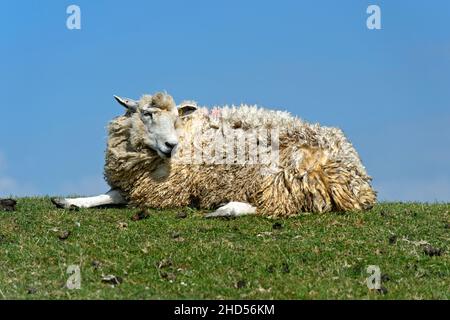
1 1 449 201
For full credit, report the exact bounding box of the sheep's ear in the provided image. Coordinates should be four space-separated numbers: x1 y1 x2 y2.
178 101 198 118
114 95 138 112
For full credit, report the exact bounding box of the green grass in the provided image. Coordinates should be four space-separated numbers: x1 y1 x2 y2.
0 198 448 300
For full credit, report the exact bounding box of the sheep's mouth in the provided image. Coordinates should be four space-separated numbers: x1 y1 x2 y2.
161 151 172 158
156 148 173 159
142 146 171 159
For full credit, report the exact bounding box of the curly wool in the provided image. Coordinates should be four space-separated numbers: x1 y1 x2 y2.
104 94 376 217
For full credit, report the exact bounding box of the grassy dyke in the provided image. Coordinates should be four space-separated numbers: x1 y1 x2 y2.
0 198 448 299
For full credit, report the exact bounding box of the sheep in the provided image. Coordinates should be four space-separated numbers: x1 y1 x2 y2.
52 92 376 217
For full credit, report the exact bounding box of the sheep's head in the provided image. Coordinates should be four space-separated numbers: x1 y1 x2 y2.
114 92 197 159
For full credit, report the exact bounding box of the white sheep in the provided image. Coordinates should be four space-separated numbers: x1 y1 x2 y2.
52 92 376 217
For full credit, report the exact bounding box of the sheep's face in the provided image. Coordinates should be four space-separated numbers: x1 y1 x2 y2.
114 92 197 159
138 102 179 158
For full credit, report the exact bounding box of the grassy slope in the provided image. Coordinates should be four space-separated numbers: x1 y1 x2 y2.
0 198 448 300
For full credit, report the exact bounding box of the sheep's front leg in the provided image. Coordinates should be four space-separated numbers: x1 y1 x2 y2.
51 189 126 209
205 202 256 218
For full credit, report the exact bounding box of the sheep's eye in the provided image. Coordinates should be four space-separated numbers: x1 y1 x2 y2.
143 111 153 119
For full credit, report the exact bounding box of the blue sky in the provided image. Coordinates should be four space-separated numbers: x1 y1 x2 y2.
1 0 449 201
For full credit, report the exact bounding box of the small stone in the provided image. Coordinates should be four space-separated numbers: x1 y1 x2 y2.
131 210 150 221
58 230 71 240
27 287 37 294
176 211 188 219
388 235 397 244
266 265 275 273
171 232 181 239
256 231 273 237
171 232 185 242
423 245 442 257
0 199 16 211
101 275 123 285
157 258 173 269
281 262 290 273
117 222 128 229
91 260 101 269
272 222 283 230
235 280 246 289
256 287 272 294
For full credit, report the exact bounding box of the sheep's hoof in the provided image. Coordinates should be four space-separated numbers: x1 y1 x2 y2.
204 202 256 218
51 198 79 210
51 198 67 209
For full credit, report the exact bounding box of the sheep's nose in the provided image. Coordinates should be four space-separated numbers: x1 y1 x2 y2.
165 142 178 150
